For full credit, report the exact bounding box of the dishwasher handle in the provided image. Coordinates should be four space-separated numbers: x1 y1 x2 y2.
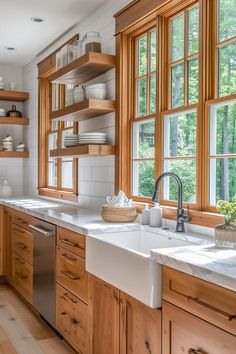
29 224 55 237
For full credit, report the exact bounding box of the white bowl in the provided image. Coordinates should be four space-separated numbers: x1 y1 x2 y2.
85 83 107 100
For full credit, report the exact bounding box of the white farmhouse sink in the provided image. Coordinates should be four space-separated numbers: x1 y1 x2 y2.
86 229 190 308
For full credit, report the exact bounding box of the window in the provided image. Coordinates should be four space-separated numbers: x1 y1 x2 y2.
118 0 236 217
38 53 78 201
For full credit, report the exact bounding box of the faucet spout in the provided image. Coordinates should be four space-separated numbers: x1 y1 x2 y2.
152 172 191 232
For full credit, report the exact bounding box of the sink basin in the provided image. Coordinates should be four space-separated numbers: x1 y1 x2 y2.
86 229 190 308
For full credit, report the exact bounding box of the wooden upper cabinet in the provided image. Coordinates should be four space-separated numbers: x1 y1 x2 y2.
120 292 162 354
163 301 236 354
88 275 120 354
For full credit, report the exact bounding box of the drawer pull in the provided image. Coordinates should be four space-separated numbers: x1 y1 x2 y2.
188 296 236 321
63 292 78 304
61 238 80 249
16 218 27 225
61 270 80 280
61 312 67 315
14 227 25 234
15 272 27 280
15 242 27 249
188 349 206 354
62 253 77 262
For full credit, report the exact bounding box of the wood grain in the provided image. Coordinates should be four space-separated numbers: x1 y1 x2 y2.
50 52 116 85
50 99 116 122
0 90 29 102
0 117 29 125
50 144 115 158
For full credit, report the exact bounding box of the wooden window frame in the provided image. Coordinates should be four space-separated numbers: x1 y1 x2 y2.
115 0 236 227
38 36 78 202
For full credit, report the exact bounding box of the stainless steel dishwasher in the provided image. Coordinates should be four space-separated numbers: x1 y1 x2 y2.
29 219 56 328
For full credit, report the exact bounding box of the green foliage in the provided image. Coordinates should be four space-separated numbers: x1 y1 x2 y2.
217 196 236 224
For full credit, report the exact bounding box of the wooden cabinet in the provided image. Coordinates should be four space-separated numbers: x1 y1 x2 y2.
57 226 85 259
3 207 13 280
12 210 34 232
12 224 33 264
56 246 88 303
120 292 162 354
56 283 89 353
88 275 120 354
163 266 236 336
12 253 33 303
163 301 236 354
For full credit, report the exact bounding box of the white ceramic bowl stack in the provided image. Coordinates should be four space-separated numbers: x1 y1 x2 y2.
85 83 107 100
2 136 13 151
79 132 107 145
16 143 25 152
64 134 79 147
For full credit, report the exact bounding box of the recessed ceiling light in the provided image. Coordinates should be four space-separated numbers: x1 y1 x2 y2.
5 47 16 51
31 17 45 23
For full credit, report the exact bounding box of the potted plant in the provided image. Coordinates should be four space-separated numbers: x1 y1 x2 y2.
215 196 236 247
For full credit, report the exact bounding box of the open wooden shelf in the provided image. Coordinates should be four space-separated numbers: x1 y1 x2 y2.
0 117 29 125
50 99 116 122
50 144 115 158
50 52 116 85
0 90 29 102
0 151 29 158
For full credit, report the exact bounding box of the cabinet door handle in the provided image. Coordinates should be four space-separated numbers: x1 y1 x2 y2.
63 292 78 304
61 253 77 262
15 272 27 280
188 296 236 321
15 241 27 249
188 349 207 354
61 270 80 280
61 238 80 249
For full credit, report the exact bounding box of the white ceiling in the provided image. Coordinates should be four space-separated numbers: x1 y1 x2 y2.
0 0 106 66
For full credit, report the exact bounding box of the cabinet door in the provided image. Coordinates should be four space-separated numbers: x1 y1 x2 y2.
120 292 161 354
163 301 236 354
88 275 120 354
3 208 12 279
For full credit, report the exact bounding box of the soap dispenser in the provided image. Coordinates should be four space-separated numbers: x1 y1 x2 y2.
150 203 162 227
142 203 150 225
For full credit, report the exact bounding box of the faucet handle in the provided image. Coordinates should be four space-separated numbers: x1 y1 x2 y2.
184 205 192 222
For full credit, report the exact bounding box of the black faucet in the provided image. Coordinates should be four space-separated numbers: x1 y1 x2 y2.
152 172 191 232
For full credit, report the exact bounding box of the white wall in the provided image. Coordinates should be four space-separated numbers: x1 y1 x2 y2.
0 63 25 196
23 0 131 210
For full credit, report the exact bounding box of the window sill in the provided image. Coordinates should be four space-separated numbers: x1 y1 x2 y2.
134 202 224 229
38 188 78 203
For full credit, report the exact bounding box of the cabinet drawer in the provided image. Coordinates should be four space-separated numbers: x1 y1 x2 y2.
12 211 34 231
163 301 236 354
163 267 236 336
57 227 85 259
56 246 88 303
12 224 33 264
12 253 32 303
56 284 89 354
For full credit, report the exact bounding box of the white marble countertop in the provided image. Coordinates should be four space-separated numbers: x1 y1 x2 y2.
0 197 140 235
1 196 236 294
152 243 236 292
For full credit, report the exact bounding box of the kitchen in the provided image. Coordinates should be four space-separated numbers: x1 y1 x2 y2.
0 0 236 353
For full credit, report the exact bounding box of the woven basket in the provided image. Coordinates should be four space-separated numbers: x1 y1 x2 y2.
101 205 138 223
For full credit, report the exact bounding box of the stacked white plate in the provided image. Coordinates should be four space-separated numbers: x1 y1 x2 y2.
79 132 107 145
64 134 79 147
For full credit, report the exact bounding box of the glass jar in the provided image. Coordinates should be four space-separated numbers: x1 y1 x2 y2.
84 32 102 53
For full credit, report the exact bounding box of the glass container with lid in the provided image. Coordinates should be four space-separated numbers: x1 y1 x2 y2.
84 32 102 53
